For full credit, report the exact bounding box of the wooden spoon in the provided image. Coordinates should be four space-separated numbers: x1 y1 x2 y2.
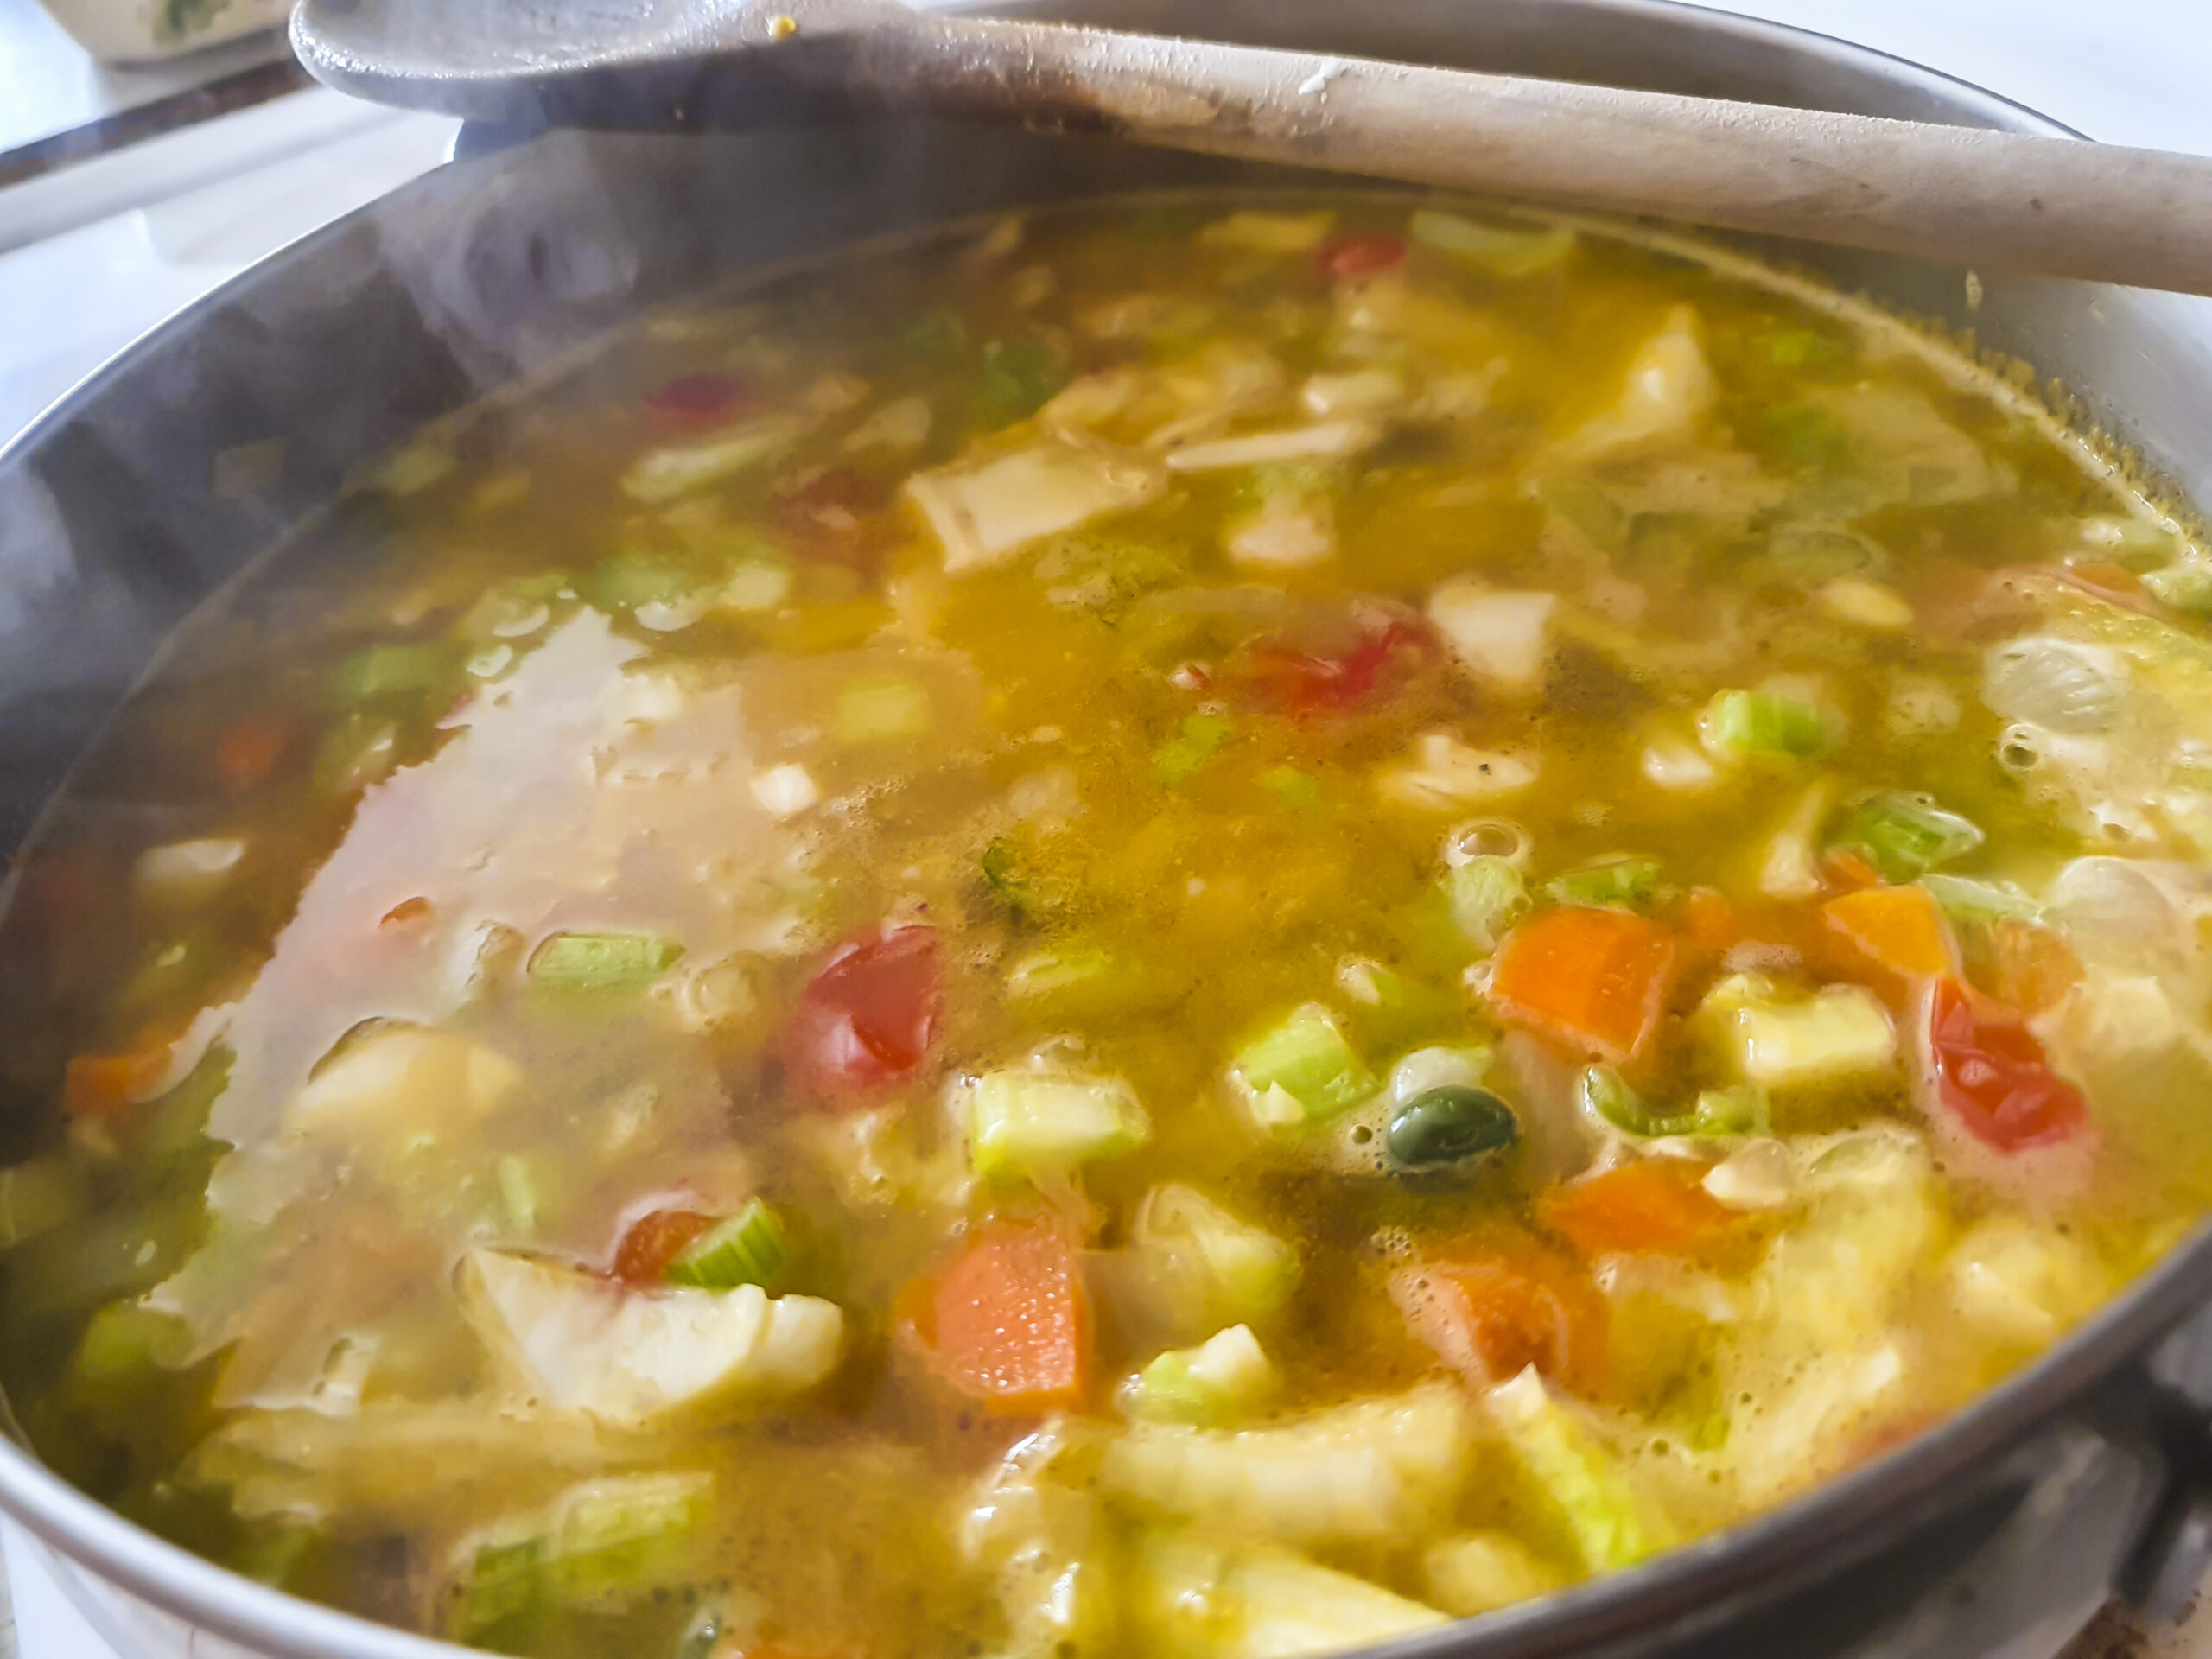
293 0 2212 295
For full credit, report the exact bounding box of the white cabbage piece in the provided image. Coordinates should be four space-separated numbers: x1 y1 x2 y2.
1376 733 1540 810
286 1024 522 1140
1162 422 1378 473
1426 580 1557 695
461 1248 842 1426
1099 1381 1472 1546
960 1423 1119 1659
1944 1216 2110 1348
1422 1530 1567 1618
1135 1530 1447 1659
1225 500 1338 569
1543 304 1715 467
906 442 1166 574
1698 976 1896 1092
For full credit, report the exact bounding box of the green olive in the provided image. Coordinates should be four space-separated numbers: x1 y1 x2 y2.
1386 1086 1519 1169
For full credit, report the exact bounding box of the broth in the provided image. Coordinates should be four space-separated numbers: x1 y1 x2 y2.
3 193 2211 1659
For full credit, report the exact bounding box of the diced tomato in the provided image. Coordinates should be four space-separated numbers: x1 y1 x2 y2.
64 1049 171 1121
611 1207 715 1284
1540 1162 1738 1260
644 372 751 429
1487 906 1678 1065
907 1219 1090 1413
1314 234 1407 283
1392 1242 1607 1396
1967 919 2082 1016
213 714 293 793
1918 978 2088 1155
1230 606 1436 718
1821 884 1959 992
782 925 943 1102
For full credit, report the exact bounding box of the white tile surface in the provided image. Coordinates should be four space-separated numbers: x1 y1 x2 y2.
4 0 2212 1655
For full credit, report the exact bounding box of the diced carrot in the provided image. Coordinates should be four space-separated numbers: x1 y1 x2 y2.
1487 906 1677 1065
1970 920 2082 1016
1819 848 1883 893
214 714 293 793
1393 1241 1607 1397
64 1049 171 1120
1681 887 1738 952
1541 1162 1737 1260
611 1207 715 1284
1821 884 1959 985
911 1219 1090 1414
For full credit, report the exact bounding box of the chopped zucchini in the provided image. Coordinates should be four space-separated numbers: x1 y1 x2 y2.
1698 976 1896 1090
962 1066 1152 1180
1227 1004 1376 1131
1100 1381 1472 1545
1120 1325 1279 1427
1136 1531 1447 1659
1488 1369 1674 1573
526 930 684 995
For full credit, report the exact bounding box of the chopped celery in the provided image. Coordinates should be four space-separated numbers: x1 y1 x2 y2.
1488 1369 1674 1573
1921 873 2043 926
1136 1531 1447 1659
963 1067 1152 1180
977 336 1069 429
526 930 684 995
453 1471 714 1643
0 1155 86 1249
1102 1382 1473 1545
1409 208 1576 276
1577 1064 1681 1138
664 1199 791 1291
1228 1003 1376 1129
1334 957 1452 1046
836 674 932 743
1120 1325 1278 1427
325 642 460 708
1692 1084 1771 1137
1257 765 1320 810
1699 976 1896 1090
1154 714 1234 785
1446 855 1529 951
1005 944 1154 1014
1126 1183 1300 1338
1699 689 1829 759
1543 855 1664 909
1836 791 1985 882
583 552 702 613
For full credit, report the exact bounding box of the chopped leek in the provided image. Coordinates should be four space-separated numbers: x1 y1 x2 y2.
526 931 683 995
1488 1369 1674 1573
664 1199 791 1292
1120 1325 1278 1427
1125 1184 1300 1338
836 674 932 744
1836 792 1985 883
1228 1003 1376 1129
1446 855 1529 951
1543 855 1663 910
963 1067 1152 1180
1154 714 1234 785
453 1471 714 1643
1699 689 1829 759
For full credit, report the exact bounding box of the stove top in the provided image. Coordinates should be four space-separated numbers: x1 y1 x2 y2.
1 0 2208 1653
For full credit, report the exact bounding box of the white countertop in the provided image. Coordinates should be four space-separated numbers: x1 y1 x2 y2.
5 0 2212 1655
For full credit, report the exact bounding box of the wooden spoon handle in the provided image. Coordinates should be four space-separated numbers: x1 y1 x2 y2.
849 10 2212 294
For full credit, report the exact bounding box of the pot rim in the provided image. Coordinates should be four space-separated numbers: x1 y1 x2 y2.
0 5 2184 1657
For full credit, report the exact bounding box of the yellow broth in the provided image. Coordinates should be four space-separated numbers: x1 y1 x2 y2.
3 193 2211 1659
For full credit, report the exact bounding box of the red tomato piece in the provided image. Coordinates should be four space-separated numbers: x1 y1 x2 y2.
783 925 943 1101
910 1219 1090 1413
644 372 750 429
1921 978 2088 1154
1233 607 1435 718
1314 234 1407 283
611 1207 715 1284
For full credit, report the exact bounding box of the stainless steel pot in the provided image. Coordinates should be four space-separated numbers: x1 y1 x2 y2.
6 3 2212 1656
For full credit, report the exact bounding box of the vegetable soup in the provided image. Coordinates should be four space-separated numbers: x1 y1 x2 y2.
4 192 2212 1659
